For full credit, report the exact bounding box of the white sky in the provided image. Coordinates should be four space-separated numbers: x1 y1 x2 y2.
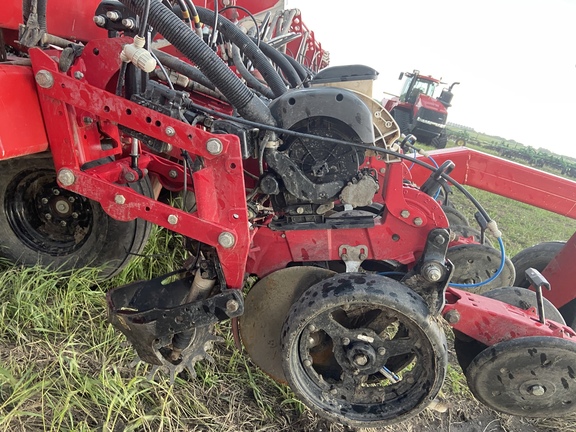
285 0 576 158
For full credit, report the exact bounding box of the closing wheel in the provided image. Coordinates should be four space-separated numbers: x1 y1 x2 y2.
453 287 565 373
447 243 515 294
281 273 447 428
466 336 576 417
240 266 336 382
0 154 152 279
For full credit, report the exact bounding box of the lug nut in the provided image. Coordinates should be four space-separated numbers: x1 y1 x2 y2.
60 221 67 227
353 354 368 366
45 214 52 220
308 325 316 332
71 212 79 219
41 198 49 204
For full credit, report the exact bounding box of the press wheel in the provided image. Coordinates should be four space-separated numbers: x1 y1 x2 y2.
453 287 565 373
466 336 576 417
281 273 447 428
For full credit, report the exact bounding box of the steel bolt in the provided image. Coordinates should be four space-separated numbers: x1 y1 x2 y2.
422 262 443 282
353 354 368 366
52 189 60 195
45 213 52 220
35 70 54 88
57 169 75 186
303 359 312 367
114 194 126 205
378 347 386 356
218 231 236 248
528 385 546 396
165 126 176 137
83 117 93 125
124 171 136 182
68 196 75 203
342 337 350 346
444 309 461 324
167 214 178 225
168 169 178 179
226 299 239 313
330 388 338 395
413 217 423 226
74 71 84 80
41 198 49 205
400 209 410 218
55 201 70 213
60 220 67 227
296 207 305 214
206 138 223 155
71 212 79 219
434 235 446 245
308 325 316 332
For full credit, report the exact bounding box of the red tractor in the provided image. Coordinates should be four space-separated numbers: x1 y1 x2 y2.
1 0 576 429
383 70 459 149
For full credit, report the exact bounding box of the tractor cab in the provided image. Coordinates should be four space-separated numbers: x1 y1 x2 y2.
399 71 439 104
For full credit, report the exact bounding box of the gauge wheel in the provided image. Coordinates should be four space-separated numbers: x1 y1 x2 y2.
0 154 152 279
281 273 447 428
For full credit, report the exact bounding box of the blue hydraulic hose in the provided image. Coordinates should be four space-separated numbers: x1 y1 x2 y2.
449 237 506 288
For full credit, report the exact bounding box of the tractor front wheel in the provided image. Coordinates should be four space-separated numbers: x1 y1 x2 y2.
0 154 152 279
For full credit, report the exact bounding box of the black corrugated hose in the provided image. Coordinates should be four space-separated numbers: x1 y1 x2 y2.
152 49 216 91
195 7 287 98
118 0 276 126
248 37 301 88
231 45 275 99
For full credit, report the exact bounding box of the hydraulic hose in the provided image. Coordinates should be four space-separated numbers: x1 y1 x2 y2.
283 52 311 83
195 6 287 98
249 37 301 88
119 0 276 126
37 0 47 31
152 49 216 91
231 45 275 99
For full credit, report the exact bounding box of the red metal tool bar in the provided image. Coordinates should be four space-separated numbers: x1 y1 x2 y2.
444 287 576 346
410 147 576 219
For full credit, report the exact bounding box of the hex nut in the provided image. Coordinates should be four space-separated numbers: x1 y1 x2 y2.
165 126 176 137
206 138 223 155
226 299 239 313
57 169 75 186
413 217 423 226
114 194 126 205
444 309 461 324
35 70 54 88
167 214 178 225
218 231 236 248
400 210 410 218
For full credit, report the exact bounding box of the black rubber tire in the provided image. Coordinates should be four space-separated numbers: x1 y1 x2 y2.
391 108 410 135
281 273 447 428
511 241 576 329
511 241 565 288
442 206 469 226
431 131 447 149
0 154 152 279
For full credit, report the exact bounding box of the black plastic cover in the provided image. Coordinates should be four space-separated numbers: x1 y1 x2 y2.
312 65 379 84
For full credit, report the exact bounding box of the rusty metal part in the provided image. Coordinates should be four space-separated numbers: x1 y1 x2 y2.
466 336 576 417
239 266 335 383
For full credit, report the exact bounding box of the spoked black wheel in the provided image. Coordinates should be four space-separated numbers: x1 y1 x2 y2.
281 273 447 428
0 154 152 279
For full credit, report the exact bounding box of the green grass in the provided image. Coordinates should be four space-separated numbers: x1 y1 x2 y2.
2 182 576 431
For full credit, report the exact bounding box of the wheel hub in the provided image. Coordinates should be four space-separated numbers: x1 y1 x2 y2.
346 342 376 371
